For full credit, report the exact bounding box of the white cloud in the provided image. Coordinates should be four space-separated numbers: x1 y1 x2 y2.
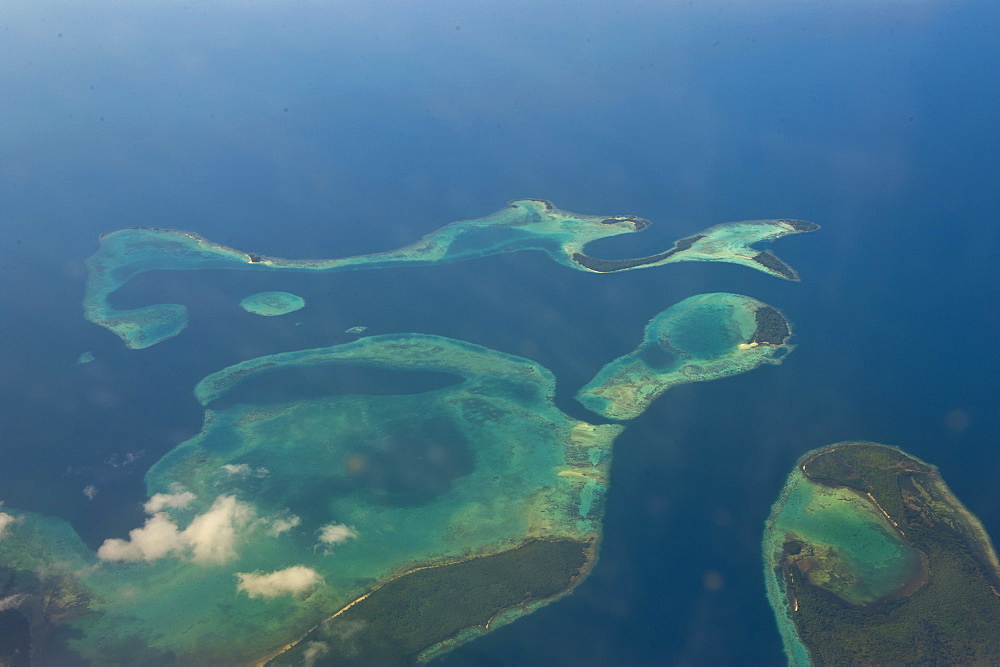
321 618 367 641
98 495 254 565
267 513 301 537
106 451 142 468
318 523 358 546
184 495 253 564
97 511 185 562
144 491 196 514
235 566 322 599
221 464 269 478
0 594 27 612
303 641 330 667
83 485 98 500
0 512 21 539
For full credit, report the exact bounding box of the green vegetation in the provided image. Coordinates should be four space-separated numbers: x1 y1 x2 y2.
1 195 820 662
780 527 1000 664
750 306 790 345
765 442 1000 664
0 333 623 664
750 250 797 279
569 233 706 272
577 293 794 420
270 539 591 665
801 443 932 529
83 201 817 348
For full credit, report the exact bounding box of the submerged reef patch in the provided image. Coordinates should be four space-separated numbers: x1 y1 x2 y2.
83 200 817 348
0 199 819 663
239 291 305 316
576 293 794 420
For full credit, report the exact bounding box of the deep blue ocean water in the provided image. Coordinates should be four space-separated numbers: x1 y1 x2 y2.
2 1 998 664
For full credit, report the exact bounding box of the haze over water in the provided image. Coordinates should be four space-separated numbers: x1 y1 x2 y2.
2 1 999 663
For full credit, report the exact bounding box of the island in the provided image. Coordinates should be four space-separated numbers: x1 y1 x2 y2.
575 293 794 420
763 442 1000 665
82 199 817 348
0 292 796 664
239 291 305 316
1 333 623 663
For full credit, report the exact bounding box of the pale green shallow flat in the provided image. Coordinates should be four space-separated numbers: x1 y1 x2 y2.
0 290 795 663
82 199 817 348
0 333 621 663
239 290 305 316
576 292 794 420
0 201 817 663
763 442 1000 665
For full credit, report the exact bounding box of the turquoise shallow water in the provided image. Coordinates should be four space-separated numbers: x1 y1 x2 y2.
2 1 999 663
665 303 743 360
1 333 623 662
772 475 922 604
